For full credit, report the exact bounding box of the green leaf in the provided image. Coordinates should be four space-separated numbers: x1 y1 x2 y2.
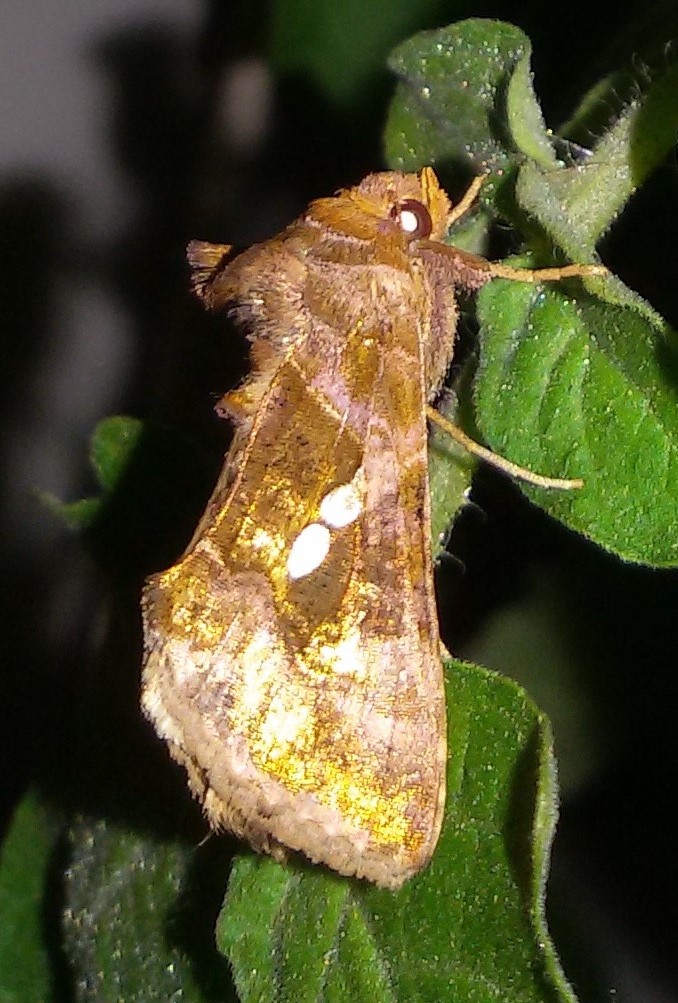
90 415 144 492
475 279 678 566
517 55 678 260
44 495 102 531
515 46 678 258
62 819 234 1003
0 796 52 1003
49 416 143 530
505 44 557 169
385 20 554 173
428 390 475 549
217 662 573 1003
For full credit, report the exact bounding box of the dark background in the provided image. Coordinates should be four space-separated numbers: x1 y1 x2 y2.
2 2 678 1000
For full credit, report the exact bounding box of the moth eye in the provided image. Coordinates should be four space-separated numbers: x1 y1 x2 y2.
390 199 432 239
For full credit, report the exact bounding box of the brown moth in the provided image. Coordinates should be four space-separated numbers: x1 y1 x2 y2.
141 168 604 889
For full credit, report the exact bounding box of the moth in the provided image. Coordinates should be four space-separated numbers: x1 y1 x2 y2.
141 168 604 889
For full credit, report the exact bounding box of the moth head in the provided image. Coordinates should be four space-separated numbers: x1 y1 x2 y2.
353 167 452 242
305 168 453 243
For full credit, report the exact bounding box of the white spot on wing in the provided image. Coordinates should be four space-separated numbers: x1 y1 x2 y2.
287 523 331 579
319 482 363 529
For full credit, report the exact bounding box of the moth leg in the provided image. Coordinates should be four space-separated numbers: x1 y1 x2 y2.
426 405 584 490
443 173 608 282
486 260 608 282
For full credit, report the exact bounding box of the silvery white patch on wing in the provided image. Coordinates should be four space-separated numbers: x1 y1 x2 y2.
319 481 363 529
286 522 331 579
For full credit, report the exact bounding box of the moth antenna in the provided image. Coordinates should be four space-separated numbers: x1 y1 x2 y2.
427 406 584 490
446 173 486 227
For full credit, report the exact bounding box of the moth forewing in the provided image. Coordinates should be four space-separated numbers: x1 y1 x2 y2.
142 169 458 888
141 348 447 887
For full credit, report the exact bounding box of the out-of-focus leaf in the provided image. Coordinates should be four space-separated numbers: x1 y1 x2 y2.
0 796 52 1003
62 819 234 1003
